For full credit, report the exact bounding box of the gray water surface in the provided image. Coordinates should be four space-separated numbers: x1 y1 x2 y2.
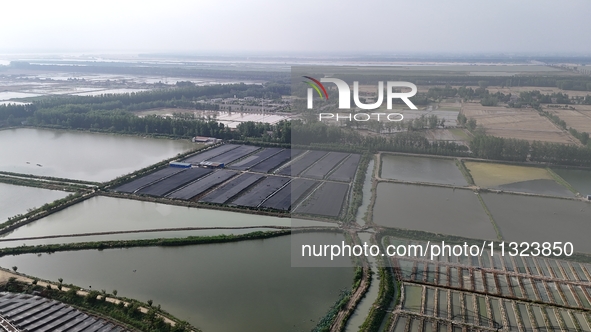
0 128 195 181
0 234 353 332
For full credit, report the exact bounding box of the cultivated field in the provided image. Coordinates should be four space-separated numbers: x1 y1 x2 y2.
461 103 577 144
464 162 552 187
487 86 591 98
548 107 591 134
113 144 360 216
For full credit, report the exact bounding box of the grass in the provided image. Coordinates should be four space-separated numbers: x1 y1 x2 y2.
464 161 553 187
546 168 580 196
449 128 471 141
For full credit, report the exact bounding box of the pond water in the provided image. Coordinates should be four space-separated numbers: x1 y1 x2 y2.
0 183 68 221
553 168 591 197
481 193 591 253
0 196 332 241
0 233 353 332
0 128 195 182
373 183 497 240
356 159 374 226
380 155 468 186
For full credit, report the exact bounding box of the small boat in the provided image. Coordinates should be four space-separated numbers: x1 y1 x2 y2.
26 161 30 164
36 164 42 167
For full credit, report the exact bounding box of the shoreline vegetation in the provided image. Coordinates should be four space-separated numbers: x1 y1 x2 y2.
0 270 197 332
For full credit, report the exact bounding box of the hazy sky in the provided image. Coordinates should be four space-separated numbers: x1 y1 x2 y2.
1 0 590 55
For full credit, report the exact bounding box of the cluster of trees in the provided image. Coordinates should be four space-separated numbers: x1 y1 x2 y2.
470 134 591 166
0 278 192 332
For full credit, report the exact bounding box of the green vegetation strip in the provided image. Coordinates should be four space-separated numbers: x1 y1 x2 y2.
476 193 503 241
457 159 475 185
546 168 579 196
0 175 85 192
0 170 100 186
345 153 372 224
0 231 294 257
1 192 90 231
358 265 395 331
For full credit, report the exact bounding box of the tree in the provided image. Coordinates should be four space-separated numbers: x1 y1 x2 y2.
147 299 153 307
58 278 63 284
11 266 17 272
113 290 118 296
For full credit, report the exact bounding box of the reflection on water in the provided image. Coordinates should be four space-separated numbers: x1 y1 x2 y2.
0 234 353 332
0 128 195 181
0 195 331 240
0 183 68 222
380 154 468 186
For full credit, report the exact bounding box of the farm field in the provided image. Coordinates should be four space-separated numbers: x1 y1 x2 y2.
461 103 576 144
260 178 319 211
327 154 361 182
228 148 284 170
381 154 468 186
465 161 574 197
301 152 349 179
114 167 185 193
230 176 290 208
113 144 362 216
278 150 328 176
199 173 265 204
294 181 350 217
137 167 213 197
392 283 591 332
373 183 497 239
548 107 591 133
482 193 591 253
250 149 295 173
182 144 240 163
167 169 238 200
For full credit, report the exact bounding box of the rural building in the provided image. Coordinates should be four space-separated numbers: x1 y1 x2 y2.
587 195 591 200
192 136 222 144
169 161 192 168
198 161 225 169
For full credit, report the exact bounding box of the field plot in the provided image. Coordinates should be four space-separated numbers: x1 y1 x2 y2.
278 150 328 176
168 169 238 200
373 183 496 239
381 155 468 186
465 161 574 197
301 152 349 179
548 108 591 134
553 168 591 197
251 150 294 173
461 103 576 144
231 176 290 208
205 145 259 164
228 148 283 170
182 144 240 163
397 282 591 332
114 167 184 193
199 173 264 204
261 178 319 211
137 168 213 196
295 182 349 217
327 154 361 182
482 193 591 253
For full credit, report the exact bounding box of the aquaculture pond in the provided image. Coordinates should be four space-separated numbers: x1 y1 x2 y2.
0 196 332 241
373 183 497 240
0 182 68 221
0 233 354 332
0 128 195 181
481 193 591 253
380 154 468 186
